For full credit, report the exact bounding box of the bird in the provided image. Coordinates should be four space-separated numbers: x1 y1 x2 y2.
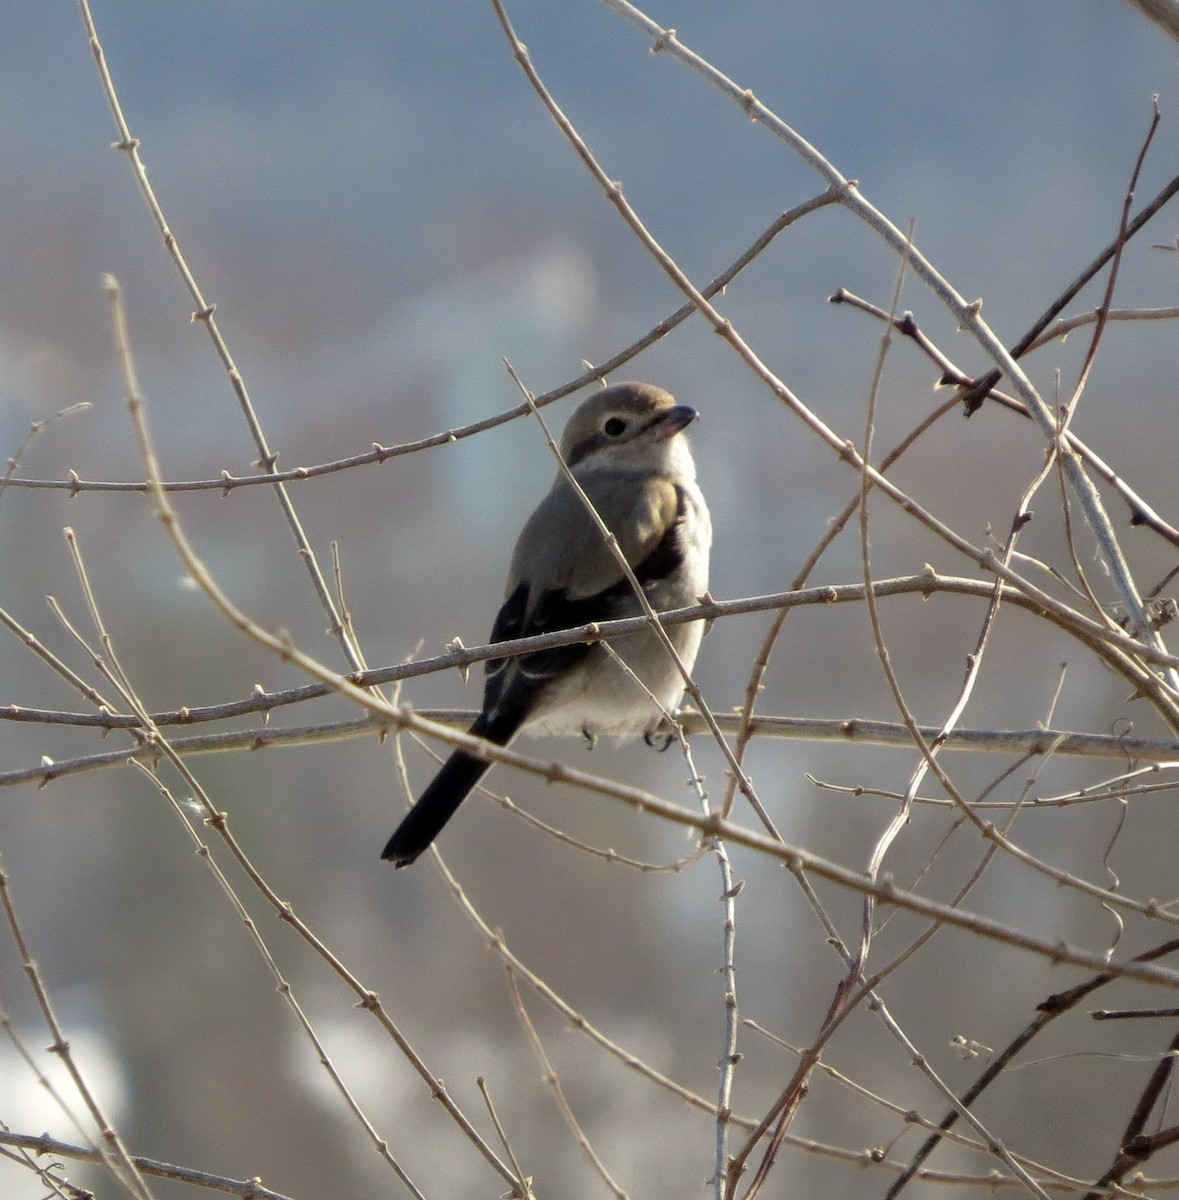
381 381 712 867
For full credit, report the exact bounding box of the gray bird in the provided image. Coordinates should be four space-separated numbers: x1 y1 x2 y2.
382 382 712 866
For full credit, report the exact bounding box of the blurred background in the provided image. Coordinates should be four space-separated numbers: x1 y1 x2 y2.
2 2 1179 1197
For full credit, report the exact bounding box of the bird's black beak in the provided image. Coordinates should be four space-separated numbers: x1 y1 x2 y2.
648 404 698 441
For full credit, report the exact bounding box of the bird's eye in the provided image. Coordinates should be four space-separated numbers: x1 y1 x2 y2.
604 417 627 437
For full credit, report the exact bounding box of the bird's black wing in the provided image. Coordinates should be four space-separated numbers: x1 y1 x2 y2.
482 482 687 725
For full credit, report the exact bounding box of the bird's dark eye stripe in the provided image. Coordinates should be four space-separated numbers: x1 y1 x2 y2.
603 417 627 436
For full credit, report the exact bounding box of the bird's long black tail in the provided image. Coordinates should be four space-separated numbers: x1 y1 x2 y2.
381 710 523 867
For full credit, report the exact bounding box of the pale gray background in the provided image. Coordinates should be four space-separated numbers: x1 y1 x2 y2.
2 3 1178 1198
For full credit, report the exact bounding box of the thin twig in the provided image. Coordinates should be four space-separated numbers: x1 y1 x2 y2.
6 708 1179 790
0 402 92 506
0 1130 296 1199
505 968 628 1199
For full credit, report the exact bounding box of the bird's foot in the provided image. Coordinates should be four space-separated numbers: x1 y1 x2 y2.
582 726 597 749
